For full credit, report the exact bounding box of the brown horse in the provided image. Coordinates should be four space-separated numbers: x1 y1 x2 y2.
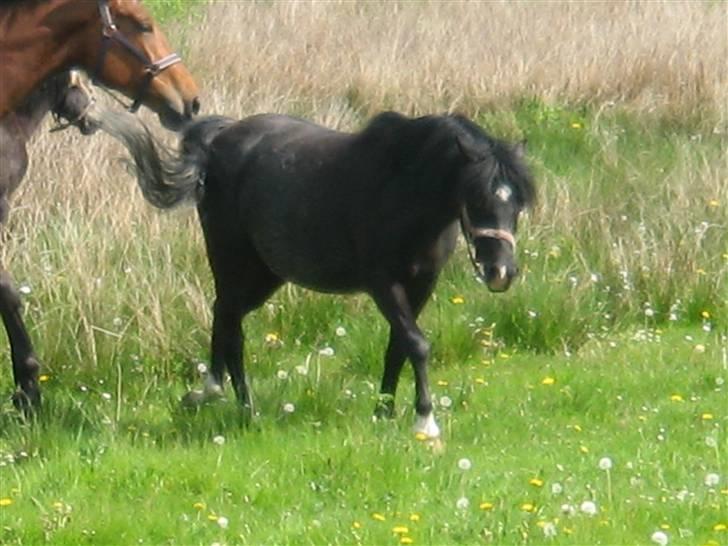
0 0 200 130
1 0 200 413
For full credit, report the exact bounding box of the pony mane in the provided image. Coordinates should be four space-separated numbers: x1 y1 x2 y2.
358 112 536 208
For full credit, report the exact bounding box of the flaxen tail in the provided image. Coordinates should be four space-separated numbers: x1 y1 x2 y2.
99 111 234 209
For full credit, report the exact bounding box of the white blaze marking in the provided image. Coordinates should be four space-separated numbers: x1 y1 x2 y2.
413 412 441 439
495 185 512 202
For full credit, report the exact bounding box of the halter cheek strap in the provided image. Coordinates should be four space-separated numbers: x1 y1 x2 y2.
94 0 182 113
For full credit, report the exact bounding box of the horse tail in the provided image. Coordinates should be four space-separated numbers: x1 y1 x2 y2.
98 112 233 209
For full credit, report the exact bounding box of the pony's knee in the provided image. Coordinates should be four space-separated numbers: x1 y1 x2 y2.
407 335 430 363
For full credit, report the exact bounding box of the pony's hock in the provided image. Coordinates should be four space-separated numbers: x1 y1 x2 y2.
102 110 537 436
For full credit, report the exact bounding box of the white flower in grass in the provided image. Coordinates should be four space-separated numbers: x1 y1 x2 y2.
551 482 563 495
704 473 720 487
651 530 669 546
18 284 31 295
276 369 288 380
319 347 335 357
197 362 208 375
457 458 472 471
439 395 453 408
644 308 655 318
456 496 470 510
542 522 557 538
579 500 598 516
283 402 295 414
705 436 717 448
560 503 576 516
335 326 347 337
101 392 112 401
212 435 225 446
216 516 229 529
598 456 613 470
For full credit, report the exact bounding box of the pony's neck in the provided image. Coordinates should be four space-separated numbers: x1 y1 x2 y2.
0 0 97 118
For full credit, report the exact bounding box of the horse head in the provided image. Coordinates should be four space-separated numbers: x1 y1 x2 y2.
457 134 534 292
76 0 200 130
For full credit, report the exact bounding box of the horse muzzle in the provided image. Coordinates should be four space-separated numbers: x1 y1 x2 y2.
480 262 518 293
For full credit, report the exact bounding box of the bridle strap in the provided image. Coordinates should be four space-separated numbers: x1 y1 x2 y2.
460 207 516 250
93 0 182 113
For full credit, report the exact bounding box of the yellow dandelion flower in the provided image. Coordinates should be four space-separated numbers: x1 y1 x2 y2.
392 526 409 534
660 523 670 530
193 502 205 511
564 527 573 535
39 374 50 382
701 310 711 320
521 502 536 512
708 199 719 208
723 253 728 261
52 501 64 510
475 377 487 385
696 268 707 275
571 122 582 129
529 478 544 488
541 376 555 386
580 445 589 454
409 513 420 522
352 521 362 529
721 488 728 495
702 413 714 420
499 352 510 359
670 394 684 402
436 380 449 386
450 295 465 304
414 432 428 441
714 523 727 532
0 498 13 507
573 424 582 432
479 502 494 511
207 514 218 521
400 538 414 545
264 332 280 345
638 415 648 422
372 512 386 522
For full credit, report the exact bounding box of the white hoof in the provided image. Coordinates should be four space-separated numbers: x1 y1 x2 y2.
413 412 441 439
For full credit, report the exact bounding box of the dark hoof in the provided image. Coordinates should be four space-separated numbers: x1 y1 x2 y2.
12 387 41 415
373 396 395 420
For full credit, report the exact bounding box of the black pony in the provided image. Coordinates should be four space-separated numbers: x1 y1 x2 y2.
1 70 98 412
102 110 535 438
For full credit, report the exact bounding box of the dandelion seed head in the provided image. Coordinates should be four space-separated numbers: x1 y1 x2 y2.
216 516 229 529
705 473 720 487
335 326 347 337
561 503 576 516
456 496 470 510
650 530 669 546
283 402 296 414
579 500 598 516
319 347 335 357
212 435 225 446
598 456 613 470
457 458 472 471
542 521 557 538
18 284 31 295
196 362 208 375
439 395 453 408
276 369 288 380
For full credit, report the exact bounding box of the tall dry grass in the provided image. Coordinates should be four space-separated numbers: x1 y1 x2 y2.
184 0 726 123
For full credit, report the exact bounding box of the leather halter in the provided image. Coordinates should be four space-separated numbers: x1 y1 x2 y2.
93 0 182 113
459 206 516 281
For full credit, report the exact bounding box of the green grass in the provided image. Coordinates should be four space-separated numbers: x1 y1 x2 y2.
1 98 726 543
0 327 725 545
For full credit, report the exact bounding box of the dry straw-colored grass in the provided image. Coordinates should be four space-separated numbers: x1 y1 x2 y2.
186 0 726 122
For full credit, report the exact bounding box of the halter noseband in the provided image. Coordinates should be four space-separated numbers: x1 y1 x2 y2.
459 206 516 280
93 0 182 113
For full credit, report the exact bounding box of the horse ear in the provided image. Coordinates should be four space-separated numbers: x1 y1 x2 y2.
456 135 487 162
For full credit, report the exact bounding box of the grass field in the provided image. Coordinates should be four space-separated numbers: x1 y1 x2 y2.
1 1 726 544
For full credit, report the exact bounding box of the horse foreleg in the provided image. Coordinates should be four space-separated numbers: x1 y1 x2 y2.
0 266 42 412
371 280 439 439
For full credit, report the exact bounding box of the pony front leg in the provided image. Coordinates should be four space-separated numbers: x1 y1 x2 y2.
371 280 441 439
0 268 42 413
